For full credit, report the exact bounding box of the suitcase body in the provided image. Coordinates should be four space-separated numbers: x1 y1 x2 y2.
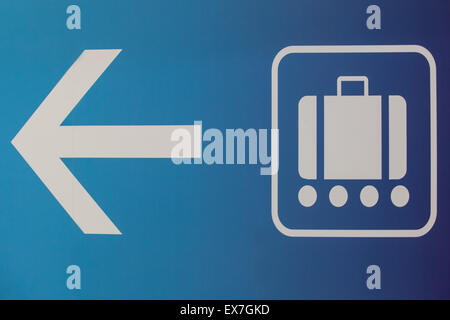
298 76 407 182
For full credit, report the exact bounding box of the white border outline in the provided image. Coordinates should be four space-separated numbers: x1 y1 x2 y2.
271 45 437 237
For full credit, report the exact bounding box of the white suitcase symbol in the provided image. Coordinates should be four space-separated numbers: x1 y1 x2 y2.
298 76 407 182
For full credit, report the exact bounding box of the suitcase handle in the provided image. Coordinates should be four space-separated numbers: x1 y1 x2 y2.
337 76 369 96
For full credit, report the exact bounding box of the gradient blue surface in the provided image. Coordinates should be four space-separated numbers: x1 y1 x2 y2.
0 0 449 299
278 52 430 230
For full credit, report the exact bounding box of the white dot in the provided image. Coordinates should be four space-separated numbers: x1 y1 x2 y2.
298 185 317 207
329 185 348 207
391 185 409 207
360 185 379 207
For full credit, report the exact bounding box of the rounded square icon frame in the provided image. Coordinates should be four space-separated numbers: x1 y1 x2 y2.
271 45 437 237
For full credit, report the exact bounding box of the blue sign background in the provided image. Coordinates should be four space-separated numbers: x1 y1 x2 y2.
278 52 430 230
0 0 449 299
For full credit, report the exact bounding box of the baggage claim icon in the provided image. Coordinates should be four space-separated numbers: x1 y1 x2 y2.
271 45 437 238
298 76 407 208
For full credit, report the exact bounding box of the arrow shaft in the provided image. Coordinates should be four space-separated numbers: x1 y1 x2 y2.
57 125 201 158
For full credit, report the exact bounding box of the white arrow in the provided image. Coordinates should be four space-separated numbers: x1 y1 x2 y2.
11 49 201 235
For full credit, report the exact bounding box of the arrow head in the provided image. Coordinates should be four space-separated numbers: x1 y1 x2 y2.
12 50 122 235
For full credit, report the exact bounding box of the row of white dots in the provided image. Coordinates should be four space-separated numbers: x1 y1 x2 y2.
298 185 409 208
